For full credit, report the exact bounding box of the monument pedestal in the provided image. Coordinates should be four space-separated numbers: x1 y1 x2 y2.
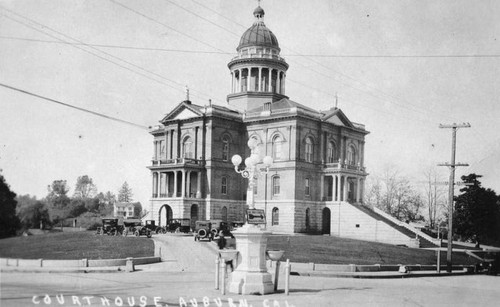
228 224 274 295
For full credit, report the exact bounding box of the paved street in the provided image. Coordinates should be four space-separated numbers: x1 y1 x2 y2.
2 234 499 306
2 269 500 307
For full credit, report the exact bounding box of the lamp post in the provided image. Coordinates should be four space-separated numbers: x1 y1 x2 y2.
231 138 273 210
228 138 275 295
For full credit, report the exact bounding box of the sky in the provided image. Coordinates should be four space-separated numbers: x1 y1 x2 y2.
1 0 499 207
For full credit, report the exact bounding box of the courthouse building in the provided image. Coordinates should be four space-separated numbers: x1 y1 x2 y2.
147 5 370 235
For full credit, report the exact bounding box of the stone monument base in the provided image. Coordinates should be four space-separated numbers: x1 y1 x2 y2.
228 270 274 295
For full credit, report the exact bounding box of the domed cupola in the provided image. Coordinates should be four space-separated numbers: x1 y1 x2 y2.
237 7 280 52
227 5 289 112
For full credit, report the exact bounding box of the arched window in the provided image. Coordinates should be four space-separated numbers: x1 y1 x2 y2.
272 207 279 225
222 136 229 161
272 176 280 195
305 178 310 196
272 135 282 160
327 142 336 163
347 145 357 165
221 206 228 222
221 177 228 195
182 137 193 159
305 137 313 162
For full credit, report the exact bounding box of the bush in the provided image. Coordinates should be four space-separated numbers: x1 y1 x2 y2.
77 212 103 230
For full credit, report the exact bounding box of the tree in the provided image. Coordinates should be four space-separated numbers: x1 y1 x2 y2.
454 174 500 246
73 175 97 199
365 168 424 222
17 200 50 230
422 168 447 229
118 182 133 202
46 180 71 225
0 173 21 238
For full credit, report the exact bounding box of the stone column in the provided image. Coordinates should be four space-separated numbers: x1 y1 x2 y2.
335 175 341 201
246 68 250 91
320 175 324 201
343 176 349 202
356 177 361 203
282 73 286 95
196 171 202 198
258 67 262 91
186 171 191 198
277 71 281 94
181 170 186 197
268 69 272 92
174 171 178 197
166 172 170 197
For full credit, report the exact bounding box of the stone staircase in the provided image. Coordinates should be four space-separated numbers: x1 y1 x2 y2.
350 204 439 248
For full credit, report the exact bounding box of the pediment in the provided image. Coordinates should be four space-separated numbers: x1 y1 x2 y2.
160 101 203 123
322 108 354 128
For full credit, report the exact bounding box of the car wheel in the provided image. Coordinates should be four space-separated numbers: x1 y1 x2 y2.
135 231 140 237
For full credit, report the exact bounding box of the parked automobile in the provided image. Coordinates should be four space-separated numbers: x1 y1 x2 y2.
210 219 231 236
123 218 143 236
96 218 124 236
230 221 245 231
133 225 152 238
194 221 213 241
167 218 191 233
144 220 165 234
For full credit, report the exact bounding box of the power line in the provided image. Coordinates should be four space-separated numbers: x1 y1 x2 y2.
0 83 149 130
0 35 233 54
185 0 458 122
0 6 223 105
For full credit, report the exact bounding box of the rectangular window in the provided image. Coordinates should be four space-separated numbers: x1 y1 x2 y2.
273 176 280 195
305 178 310 196
221 177 227 195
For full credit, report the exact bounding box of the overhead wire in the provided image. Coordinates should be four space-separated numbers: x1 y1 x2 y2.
0 5 224 105
0 83 149 130
187 0 462 122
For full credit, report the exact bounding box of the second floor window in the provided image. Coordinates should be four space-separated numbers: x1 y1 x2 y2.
305 138 313 162
272 135 282 160
305 178 310 196
327 142 335 163
183 137 193 159
222 137 229 161
221 177 228 195
347 145 357 165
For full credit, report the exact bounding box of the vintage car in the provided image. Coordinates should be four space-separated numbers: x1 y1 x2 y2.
144 220 166 234
210 219 231 236
194 221 213 241
230 221 245 231
167 218 191 233
122 218 143 236
133 225 152 238
96 218 124 236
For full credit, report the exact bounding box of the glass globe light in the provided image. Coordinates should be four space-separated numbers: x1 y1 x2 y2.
231 154 242 166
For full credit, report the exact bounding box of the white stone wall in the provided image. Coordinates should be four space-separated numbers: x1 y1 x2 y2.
328 202 413 246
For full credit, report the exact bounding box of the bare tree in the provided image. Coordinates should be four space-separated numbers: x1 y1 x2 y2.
365 167 424 222
423 168 446 228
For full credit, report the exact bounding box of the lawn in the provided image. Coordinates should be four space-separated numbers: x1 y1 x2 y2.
267 235 477 265
0 231 154 260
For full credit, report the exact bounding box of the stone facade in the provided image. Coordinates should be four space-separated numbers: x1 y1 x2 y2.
147 5 371 236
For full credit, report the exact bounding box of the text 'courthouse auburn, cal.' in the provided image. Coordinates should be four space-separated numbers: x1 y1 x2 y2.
146 5 368 236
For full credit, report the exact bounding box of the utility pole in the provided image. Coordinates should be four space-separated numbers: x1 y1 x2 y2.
438 122 470 273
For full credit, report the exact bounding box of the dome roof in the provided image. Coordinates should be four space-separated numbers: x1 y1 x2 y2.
237 22 280 51
237 6 280 51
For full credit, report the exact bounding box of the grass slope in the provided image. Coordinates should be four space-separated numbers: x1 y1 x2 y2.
267 235 476 265
0 231 154 260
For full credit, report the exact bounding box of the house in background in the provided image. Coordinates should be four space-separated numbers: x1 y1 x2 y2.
114 202 135 218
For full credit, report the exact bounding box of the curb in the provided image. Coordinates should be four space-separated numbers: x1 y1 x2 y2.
292 269 471 279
